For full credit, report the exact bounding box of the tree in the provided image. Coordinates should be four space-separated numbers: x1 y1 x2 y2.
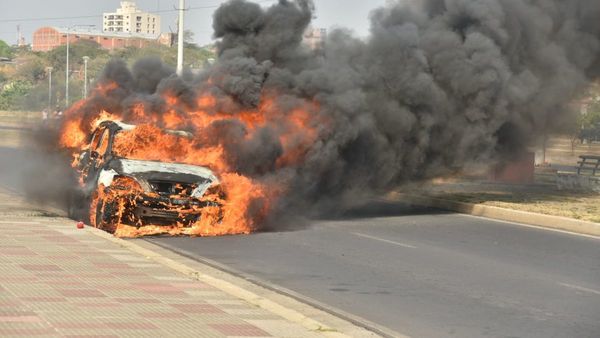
0 40 13 58
183 29 195 45
0 80 32 110
576 98 600 145
46 40 107 72
15 55 46 82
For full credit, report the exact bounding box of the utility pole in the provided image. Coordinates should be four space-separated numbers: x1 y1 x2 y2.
46 67 53 108
66 29 70 106
176 0 185 76
82 56 90 99
65 25 94 106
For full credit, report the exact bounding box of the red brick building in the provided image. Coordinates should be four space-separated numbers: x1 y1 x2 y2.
32 26 172 52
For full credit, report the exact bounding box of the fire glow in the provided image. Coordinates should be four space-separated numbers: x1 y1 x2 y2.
59 79 325 238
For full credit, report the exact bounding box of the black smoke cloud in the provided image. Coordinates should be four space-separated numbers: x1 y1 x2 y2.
60 0 600 221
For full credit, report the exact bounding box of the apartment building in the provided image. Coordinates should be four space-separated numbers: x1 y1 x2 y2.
103 1 160 36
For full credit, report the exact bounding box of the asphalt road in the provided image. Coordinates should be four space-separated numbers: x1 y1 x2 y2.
145 201 600 338
2 141 599 337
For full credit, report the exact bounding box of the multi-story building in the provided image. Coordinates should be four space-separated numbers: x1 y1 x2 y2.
303 27 327 51
103 1 160 36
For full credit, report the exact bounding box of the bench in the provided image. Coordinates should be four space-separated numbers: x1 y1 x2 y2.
577 155 600 176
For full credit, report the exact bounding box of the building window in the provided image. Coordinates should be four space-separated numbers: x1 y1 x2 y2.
137 16 142 21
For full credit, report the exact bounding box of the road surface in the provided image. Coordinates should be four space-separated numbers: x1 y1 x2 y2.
144 201 600 338
2 142 599 337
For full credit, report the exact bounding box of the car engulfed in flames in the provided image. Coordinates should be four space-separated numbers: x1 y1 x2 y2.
70 120 228 237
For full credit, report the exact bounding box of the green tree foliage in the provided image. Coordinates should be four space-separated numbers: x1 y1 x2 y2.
0 40 216 111
15 55 46 82
581 100 600 129
0 80 32 110
0 40 13 58
46 40 109 73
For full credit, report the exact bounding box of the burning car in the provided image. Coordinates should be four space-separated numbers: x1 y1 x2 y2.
69 120 224 233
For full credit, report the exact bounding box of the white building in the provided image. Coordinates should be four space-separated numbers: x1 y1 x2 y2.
304 27 327 51
103 1 160 36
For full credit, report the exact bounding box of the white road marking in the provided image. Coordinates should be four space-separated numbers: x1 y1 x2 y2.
458 214 600 240
0 221 40 224
351 232 417 249
559 283 600 296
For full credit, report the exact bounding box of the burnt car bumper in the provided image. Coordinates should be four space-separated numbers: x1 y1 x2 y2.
125 194 220 227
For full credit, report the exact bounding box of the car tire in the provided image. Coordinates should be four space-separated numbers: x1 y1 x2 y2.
94 198 118 234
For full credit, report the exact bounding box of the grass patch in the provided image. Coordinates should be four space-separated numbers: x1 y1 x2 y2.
428 190 600 223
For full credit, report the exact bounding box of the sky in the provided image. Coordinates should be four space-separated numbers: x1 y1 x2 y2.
0 0 388 47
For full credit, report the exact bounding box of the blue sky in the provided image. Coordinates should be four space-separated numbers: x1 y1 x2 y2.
0 0 388 47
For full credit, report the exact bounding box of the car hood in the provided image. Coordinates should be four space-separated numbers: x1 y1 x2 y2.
112 158 219 184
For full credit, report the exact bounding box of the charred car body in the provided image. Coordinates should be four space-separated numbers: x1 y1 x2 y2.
70 121 223 232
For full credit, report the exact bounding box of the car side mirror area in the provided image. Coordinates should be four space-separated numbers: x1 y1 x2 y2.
77 151 90 170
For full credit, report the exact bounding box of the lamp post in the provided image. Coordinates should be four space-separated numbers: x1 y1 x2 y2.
65 25 95 106
46 67 53 108
66 29 70 106
176 0 185 75
82 56 90 99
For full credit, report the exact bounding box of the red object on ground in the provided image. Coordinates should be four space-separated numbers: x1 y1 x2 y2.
76 221 85 229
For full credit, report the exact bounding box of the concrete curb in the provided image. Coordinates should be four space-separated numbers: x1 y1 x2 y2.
393 193 600 237
85 226 399 338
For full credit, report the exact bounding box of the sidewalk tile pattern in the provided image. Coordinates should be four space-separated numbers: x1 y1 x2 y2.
0 216 324 337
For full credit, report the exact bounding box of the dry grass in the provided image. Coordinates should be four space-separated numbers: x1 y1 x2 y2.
425 189 600 223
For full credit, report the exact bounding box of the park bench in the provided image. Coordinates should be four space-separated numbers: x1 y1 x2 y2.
577 155 600 176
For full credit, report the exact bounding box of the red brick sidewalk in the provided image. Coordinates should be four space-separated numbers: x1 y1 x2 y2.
0 212 325 337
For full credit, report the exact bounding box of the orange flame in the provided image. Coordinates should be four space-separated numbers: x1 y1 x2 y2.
58 81 324 238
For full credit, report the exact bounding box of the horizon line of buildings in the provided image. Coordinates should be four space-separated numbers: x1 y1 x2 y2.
28 1 325 53
32 1 171 52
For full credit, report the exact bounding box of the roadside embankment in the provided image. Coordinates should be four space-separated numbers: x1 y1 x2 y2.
391 178 600 236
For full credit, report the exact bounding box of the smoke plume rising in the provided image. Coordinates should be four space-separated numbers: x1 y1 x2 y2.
55 0 600 226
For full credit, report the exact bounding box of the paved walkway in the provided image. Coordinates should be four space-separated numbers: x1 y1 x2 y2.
0 189 325 337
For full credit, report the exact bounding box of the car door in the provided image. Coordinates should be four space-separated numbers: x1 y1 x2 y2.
83 127 109 189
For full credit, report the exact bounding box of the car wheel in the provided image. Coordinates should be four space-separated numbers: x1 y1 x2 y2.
94 197 119 233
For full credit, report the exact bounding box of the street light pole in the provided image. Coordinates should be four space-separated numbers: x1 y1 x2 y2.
82 56 90 99
65 29 70 106
176 0 185 76
65 25 94 106
46 67 53 108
